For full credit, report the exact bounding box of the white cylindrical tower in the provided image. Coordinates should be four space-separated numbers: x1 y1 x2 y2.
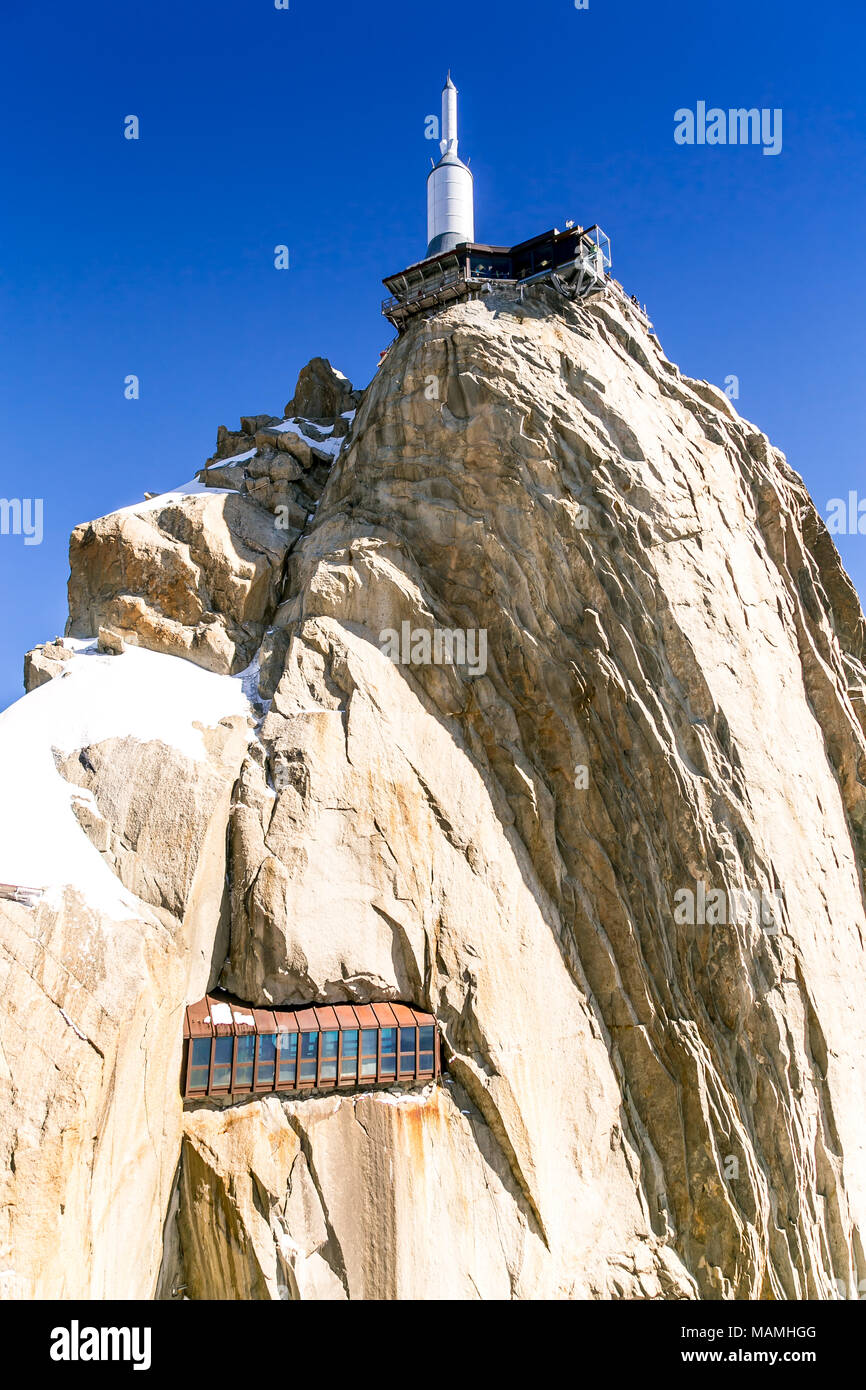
426 74 474 257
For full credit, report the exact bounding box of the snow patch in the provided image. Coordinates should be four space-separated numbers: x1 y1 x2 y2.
98 478 235 522
268 420 344 458
205 1003 234 1026
0 644 252 914
212 449 256 467
371 1087 433 1107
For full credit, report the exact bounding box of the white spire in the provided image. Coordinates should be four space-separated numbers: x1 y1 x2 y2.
440 73 459 157
427 74 475 257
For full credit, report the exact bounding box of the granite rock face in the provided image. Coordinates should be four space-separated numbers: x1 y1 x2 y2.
0 652 253 1298
65 490 290 676
5 292 866 1300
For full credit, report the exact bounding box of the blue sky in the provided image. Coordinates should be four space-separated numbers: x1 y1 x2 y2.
1 0 864 711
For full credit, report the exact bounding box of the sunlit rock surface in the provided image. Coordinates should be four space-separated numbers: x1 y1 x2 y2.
3 298 866 1299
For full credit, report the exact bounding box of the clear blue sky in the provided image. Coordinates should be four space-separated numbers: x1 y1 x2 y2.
1 0 864 711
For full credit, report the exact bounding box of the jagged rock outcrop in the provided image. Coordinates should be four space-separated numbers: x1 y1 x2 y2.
64 360 358 676
65 490 290 675
285 356 361 420
24 637 74 692
3 292 866 1300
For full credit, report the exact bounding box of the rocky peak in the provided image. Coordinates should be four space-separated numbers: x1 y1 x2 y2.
4 287 866 1302
285 355 361 420
61 361 361 678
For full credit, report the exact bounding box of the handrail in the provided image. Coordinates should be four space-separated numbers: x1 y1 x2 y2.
0 882 44 905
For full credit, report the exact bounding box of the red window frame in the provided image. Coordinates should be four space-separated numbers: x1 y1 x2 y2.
372 1003 399 1081
208 996 235 1096
252 1008 278 1093
353 1003 379 1083
334 1005 360 1087
295 1009 320 1089
392 1003 417 1080
413 1009 437 1078
313 1006 340 1089
274 1010 299 1092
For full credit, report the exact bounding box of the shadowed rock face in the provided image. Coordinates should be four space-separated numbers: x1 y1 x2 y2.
5 291 866 1300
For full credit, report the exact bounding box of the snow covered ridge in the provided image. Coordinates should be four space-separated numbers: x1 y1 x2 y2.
215 413 357 474
262 415 353 459
0 643 254 915
95 408 359 524
96 478 235 523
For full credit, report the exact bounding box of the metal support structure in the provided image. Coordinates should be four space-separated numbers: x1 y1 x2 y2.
381 224 636 333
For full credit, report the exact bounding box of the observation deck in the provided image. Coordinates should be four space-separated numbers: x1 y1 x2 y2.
182 992 441 1101
382 224 614 332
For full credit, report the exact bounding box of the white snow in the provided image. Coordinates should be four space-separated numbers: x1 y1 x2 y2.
0 643 252 915
211 449 256 467
97 478 235 522
267 420 344 458
205 1003 234 1026
372 1088 433 1107
239 657 262 707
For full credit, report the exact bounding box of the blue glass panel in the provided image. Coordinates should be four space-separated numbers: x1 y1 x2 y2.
360 1029 378 1078
189 1037 211 1090
380 1027 397 1074
257 1034 276 1085
235 1034 255 1087
321 1030 339 1080
418 1025 435 1073
278 1032 297 1086
300 1031 318 1082
340 1030 358 1079
212 1036 233 1088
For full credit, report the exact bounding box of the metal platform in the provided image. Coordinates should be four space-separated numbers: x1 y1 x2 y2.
382 224 615 331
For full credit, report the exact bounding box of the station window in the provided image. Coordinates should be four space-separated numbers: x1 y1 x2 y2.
188 1038 211 1092
418 1025 435 1073
211 1036 234 1089
185 997 439 1101
278 1033 297 1087
234 1034 255 1088
360 1029 378 1079
320 1030 339 1082
299 1032 319 1083
380 1027 397 1076
257 1033 276 1087
340 1030 358 1081
399 1027 416 1075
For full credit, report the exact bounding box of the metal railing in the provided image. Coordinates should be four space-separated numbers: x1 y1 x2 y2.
383 266 468 314
0 882 44 907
